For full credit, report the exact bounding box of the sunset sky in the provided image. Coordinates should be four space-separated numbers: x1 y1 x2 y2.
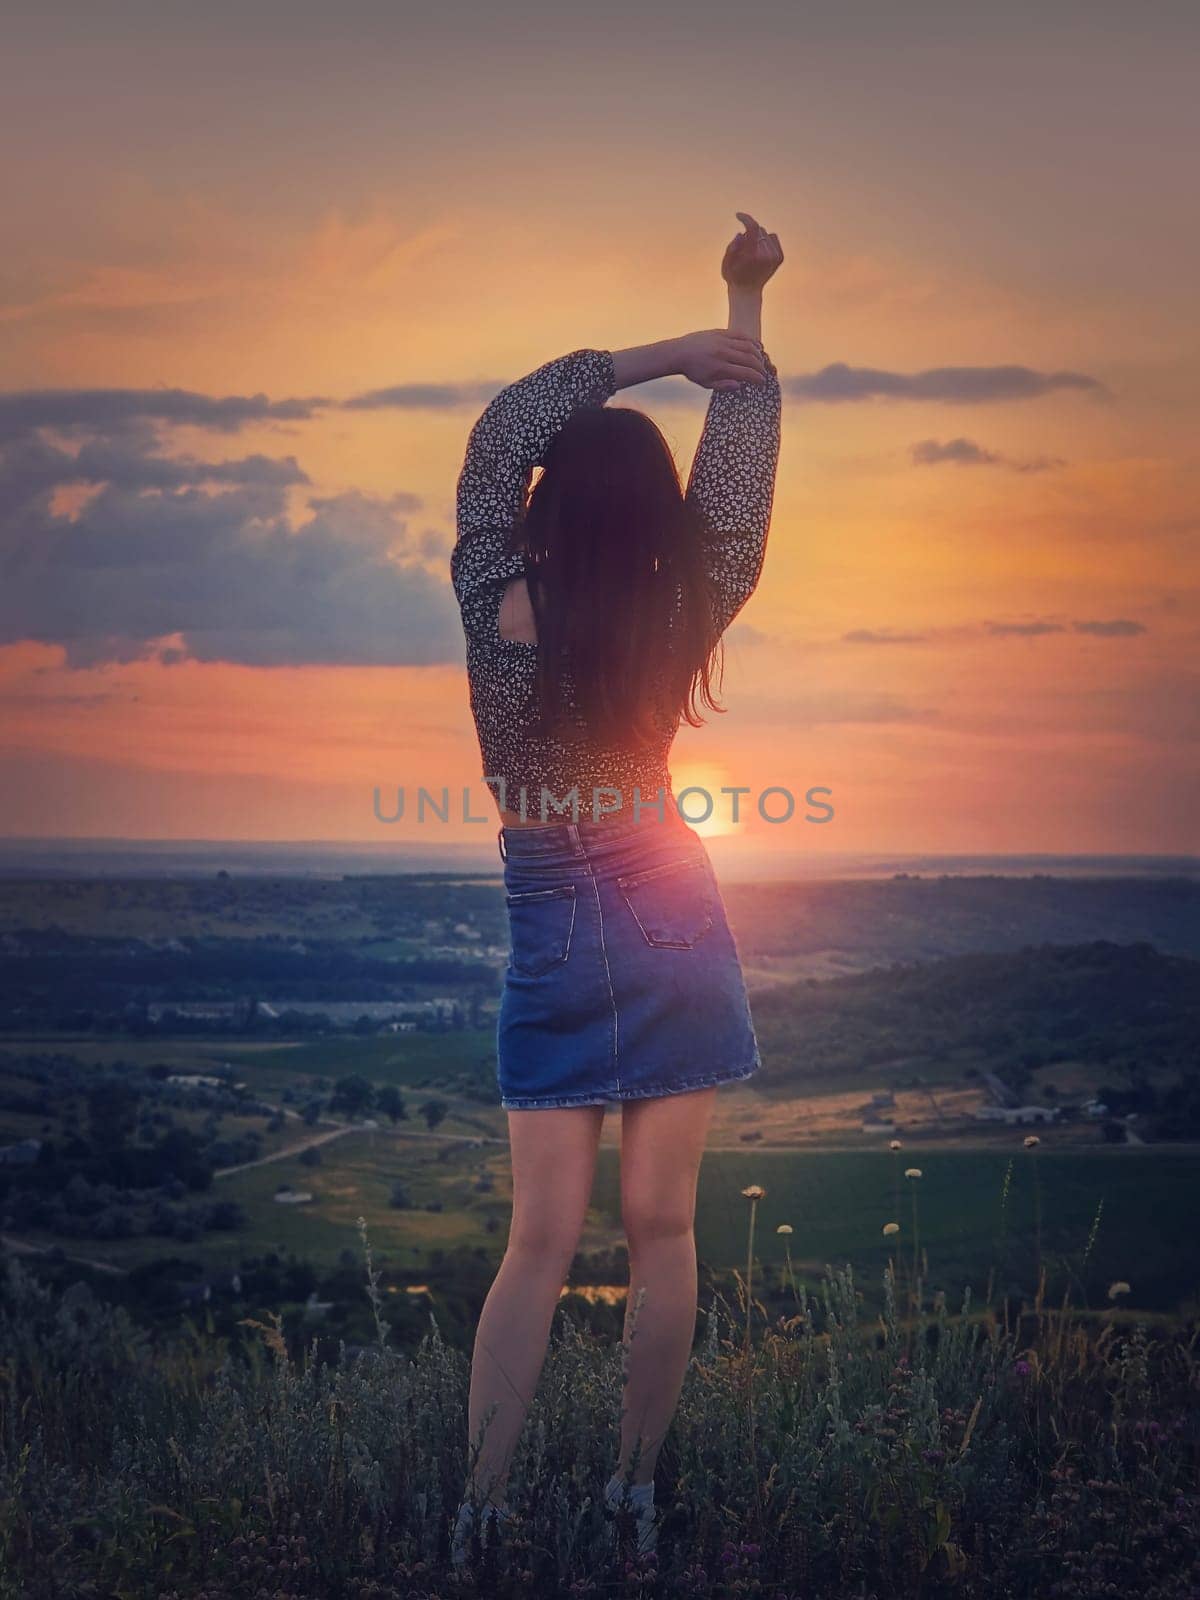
2 1 1197 858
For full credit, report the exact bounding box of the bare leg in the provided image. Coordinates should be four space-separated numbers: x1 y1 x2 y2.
464 1104 606 1505
615 1086 717 1485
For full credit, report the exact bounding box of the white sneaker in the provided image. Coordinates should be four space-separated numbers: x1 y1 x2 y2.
450 1497 513 1567
604 1477 657 1556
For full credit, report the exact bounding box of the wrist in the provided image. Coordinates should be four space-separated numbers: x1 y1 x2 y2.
725 285 763 342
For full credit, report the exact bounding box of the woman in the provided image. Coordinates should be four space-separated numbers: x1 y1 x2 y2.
449 212 783 1564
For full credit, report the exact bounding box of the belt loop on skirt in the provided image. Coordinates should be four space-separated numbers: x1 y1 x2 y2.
567 821 583 856
497 826 507 862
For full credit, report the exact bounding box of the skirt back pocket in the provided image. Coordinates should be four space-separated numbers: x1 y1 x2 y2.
618 856 714 950
504 884 577 976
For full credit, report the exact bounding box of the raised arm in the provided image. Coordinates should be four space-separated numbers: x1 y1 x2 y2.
684 315 782 638
452 347 617 624
684 218 784 639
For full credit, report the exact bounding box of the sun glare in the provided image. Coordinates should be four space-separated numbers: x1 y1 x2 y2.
671 763 738 837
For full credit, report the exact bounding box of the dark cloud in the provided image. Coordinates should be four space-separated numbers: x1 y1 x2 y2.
985 619 1147 638
0 400 458 669
984 620 1067 636
913 437 1000 466
342 380 496 412
0 429 311 511
843 618 1149 644
1073 618 1147 637
792 363 1105 405
843 628 929 644
911 436 1066 471
0 357 1116 675
0 387 328 443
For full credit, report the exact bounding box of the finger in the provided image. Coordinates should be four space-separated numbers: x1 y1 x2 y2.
730 352 767 379
722 351 766 380
725 334 766 360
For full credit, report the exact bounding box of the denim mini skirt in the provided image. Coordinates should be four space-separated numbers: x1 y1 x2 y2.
495 801 761 1110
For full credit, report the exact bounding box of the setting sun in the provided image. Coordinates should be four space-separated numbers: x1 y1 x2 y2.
671 764 740 836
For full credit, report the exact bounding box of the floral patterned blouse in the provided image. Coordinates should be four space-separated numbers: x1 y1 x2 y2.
451 343 781 821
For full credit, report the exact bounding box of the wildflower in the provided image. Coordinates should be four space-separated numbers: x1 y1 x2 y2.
776 1223 793 1235
904 1167 922 1179
1013 1358 1032 1377
883 1222 900 1236
923 1448 946 1465
742 1185 766 1201
1023 1134 1040 1148
889 1139 902 1150
1107 1280 1131 1299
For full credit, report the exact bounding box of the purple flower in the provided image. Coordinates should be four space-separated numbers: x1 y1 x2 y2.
1013 1358 1032 1377
923 1448 946 1465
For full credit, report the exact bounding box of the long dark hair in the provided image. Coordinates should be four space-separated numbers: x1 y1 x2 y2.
508 403 726 747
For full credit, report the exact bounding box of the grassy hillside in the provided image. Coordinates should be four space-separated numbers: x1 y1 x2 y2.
3 1251 1197 1598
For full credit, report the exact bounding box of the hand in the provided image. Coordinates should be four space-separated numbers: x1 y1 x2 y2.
674 329 769 392
721 211 784 292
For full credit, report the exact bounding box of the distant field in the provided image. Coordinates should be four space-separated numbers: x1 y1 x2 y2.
222 1031 499 1091
39 1126 512 1272
11 1109 1196 1317
5 1030 1198 1293
0 875 507 943
0 1030 500 1100
3 880 1198 1319
591 1145 1200 1312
